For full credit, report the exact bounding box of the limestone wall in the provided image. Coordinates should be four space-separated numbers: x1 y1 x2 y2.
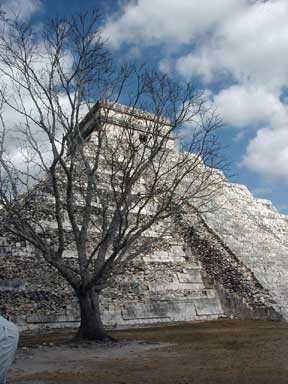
202 183 288 319
0 225 224 330
176 207 282 320
2 178 285 330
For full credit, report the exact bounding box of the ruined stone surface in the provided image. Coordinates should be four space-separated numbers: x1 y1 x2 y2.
1 101 287 329
0 228 224 330
176 208 282 320
202 184 288 319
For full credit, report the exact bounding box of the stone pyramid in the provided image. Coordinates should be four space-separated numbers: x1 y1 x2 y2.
0 101 285 331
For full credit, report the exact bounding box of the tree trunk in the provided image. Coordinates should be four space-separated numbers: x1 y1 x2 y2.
76 288 112 341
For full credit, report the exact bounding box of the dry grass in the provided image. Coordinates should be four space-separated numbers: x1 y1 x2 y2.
11 320 288 384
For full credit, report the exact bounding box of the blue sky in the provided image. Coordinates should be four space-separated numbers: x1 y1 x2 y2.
2 0 288 213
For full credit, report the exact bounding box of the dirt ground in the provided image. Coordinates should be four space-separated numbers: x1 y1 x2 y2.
8 319 288 384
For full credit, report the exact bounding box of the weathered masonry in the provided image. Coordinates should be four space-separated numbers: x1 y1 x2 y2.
0 101 286 330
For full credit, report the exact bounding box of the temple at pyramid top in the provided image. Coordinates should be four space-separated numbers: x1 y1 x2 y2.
78 99 175 147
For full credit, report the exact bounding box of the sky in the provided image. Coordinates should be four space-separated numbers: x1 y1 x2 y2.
1 0 288 213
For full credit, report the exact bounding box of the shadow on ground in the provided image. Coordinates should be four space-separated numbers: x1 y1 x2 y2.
9 319 288 384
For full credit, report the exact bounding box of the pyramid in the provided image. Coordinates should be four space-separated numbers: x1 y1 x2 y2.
0 101 285 331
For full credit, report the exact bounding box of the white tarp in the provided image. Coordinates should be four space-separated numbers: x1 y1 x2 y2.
0 316 18 384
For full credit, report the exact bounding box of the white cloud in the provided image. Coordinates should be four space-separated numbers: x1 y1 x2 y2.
102 0 288 180
159 59 171 75
219 0 288 89
212 84 288 180
102 0 247 49
1 0 42 20
176 49 218 84
175 1 288 90
213 85 288 129
242 127 288 180
0 28 80 177
215 84 288 180
103 0 288 101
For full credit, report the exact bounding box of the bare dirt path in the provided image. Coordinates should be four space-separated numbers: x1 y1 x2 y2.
10 339 168 384
8 320 288 384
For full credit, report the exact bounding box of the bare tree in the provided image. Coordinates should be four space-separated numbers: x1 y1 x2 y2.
0 12 225 340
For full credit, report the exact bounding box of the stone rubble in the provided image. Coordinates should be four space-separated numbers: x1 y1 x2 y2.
202 183 288 319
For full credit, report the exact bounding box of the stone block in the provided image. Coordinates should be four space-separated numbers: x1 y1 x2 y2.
194 298 223 316
177 269 203 284
121 303 170 320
